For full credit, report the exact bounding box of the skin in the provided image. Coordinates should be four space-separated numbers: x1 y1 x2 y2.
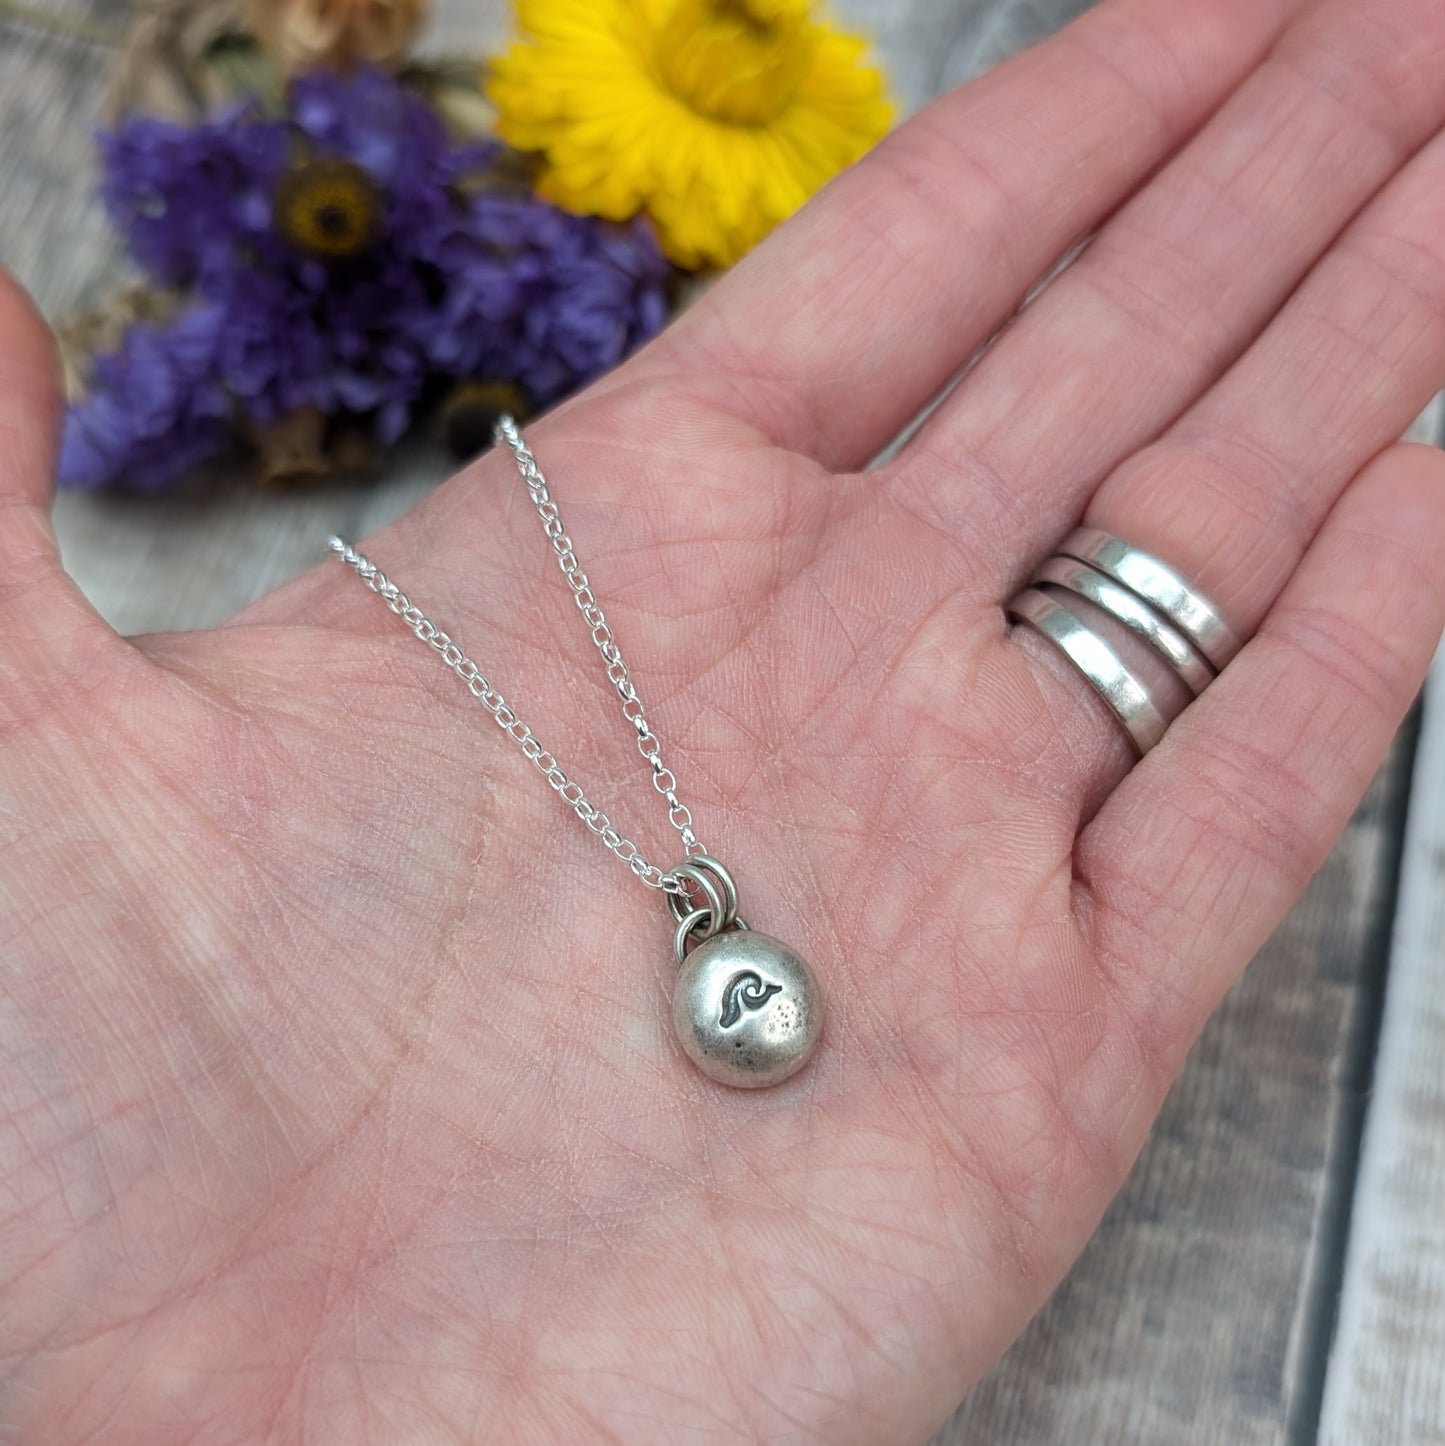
3 0 1445 1438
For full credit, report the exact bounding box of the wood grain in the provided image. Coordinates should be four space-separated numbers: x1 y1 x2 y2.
1319 406 1445 1445
0 4 1440 1443
1318 661 1445 1446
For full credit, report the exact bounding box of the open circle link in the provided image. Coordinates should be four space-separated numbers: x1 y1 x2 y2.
665 855 739 937
666 866 726 937
674 907 751 968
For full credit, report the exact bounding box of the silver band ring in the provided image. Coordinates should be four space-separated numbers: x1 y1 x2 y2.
1008 588 1169 756
1034 556 1216 697
1059 527 1242 669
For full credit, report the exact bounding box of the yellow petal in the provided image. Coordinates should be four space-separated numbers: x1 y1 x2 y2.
487 0 894 268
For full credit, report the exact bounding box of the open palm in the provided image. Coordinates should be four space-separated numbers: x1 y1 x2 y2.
6 0 1445 1440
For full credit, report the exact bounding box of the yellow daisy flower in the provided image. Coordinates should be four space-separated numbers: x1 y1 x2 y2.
486 0 895 269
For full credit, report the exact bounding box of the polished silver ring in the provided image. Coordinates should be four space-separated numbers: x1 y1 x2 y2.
1008 588 1169 756
1059 527 1242 669
1034 555 1215 697
1010 528 1242 757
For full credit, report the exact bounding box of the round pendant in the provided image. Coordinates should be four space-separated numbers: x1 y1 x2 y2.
672 929 822 1088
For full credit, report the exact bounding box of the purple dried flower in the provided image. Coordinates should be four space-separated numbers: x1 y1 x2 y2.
211 259 434 442
59 304 233 491
291 68 467 191
72 68 674 490
431 197 671 405
99 111 289 287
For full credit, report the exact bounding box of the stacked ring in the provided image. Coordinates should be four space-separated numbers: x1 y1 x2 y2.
1008 531 1242 756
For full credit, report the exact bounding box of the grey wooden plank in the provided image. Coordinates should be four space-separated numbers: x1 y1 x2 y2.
1409 394 1445 451
1316 645 1445 1446
1 3 1433 1444
1317 406 1445 1445
0 3 125 316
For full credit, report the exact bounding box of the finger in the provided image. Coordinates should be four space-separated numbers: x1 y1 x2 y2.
0 276 65 587
1064 119 1445 645
641 0 1303 469
0 273 117 703
884 0 1445 573
1080 442 1445 1070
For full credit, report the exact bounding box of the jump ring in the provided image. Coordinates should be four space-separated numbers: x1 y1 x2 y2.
666 866 726 936
684 855 738 924
673 907 714 967
665 854 739 933
672 907 751 967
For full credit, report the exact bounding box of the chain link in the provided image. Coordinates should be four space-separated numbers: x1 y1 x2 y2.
328 414 703 896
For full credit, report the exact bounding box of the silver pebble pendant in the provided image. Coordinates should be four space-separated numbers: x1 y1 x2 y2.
667 856 822 1089
673 929 822 1088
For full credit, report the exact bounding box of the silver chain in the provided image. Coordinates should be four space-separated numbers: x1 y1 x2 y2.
328 413 702 897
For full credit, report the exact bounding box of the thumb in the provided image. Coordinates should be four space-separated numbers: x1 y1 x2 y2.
0 272 118 695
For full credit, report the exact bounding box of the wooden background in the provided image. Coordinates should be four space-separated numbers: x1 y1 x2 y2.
1 2 1442 1442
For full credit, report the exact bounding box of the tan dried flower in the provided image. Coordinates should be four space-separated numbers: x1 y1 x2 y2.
247 0 430 73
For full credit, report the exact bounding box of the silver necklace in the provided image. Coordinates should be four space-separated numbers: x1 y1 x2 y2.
328 414 822 1089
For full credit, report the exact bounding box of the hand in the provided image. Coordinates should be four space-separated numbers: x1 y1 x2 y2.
4 0 1444 1439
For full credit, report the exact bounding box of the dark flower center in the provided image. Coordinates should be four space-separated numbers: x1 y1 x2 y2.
274 159 382 258
315 204 351 239
442 379 532 459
